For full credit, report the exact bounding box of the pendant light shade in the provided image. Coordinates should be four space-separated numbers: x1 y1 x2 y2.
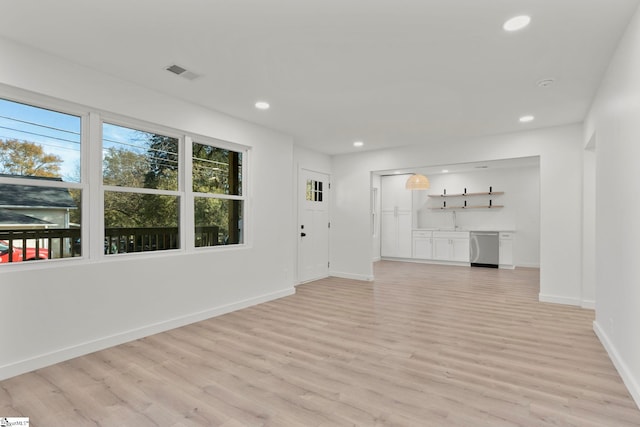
405 173 430 190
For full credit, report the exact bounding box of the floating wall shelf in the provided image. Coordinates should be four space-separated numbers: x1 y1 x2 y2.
430 205 504 210
428 191 504 197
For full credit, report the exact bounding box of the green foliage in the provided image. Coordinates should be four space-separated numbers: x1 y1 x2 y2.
68 189 82 225
102 146 147 187
103 142 178 228
104 191 178 228
144 134 179 191
192 143 242 195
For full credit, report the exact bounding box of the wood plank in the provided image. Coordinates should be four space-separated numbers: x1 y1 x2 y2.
1 261 639 426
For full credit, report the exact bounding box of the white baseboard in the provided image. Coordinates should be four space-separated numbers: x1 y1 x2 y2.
538 293 581 307
517 262 541 268
581 299 596 309
329 270 374 281
372 256 381 262
0 287 295 381
593 320 640 410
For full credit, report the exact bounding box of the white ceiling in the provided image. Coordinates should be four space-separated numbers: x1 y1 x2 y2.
2 1 639 155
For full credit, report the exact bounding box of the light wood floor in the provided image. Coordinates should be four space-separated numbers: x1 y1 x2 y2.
2 261 639 426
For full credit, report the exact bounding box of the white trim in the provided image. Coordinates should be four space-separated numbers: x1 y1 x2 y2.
593 320 640 410
517 262 541 268
381 257 471 267
0 286 295 381
296 274 330 286
538 293 581 306
102 185 182 196
329 270 374 281
581 299 596 309
88 111 103 261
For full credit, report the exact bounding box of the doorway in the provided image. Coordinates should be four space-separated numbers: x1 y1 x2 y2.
298 169 330 283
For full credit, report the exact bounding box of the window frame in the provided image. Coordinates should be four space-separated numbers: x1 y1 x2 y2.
0 83 252 268
186 134 249 251
0 90 89 265
99 115 185 257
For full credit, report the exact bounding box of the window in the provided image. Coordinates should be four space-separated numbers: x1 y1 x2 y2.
0 97 83 264
0 87 250 265
306 179 323 202
102 122 180 254
192 141 244 246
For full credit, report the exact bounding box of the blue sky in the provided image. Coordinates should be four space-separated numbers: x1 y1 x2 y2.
0 98 81 181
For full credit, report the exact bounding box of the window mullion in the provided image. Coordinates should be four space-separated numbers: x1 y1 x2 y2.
183 135 194 250
88 111 103 260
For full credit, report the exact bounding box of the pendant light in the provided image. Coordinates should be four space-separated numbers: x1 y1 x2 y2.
405 173 430 190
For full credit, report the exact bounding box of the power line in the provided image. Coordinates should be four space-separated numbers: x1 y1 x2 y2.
0 125 80 145
0 114 80 136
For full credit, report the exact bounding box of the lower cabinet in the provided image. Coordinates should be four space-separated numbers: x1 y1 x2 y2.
412 230 432 259
411 230 514 266
381 210 412 258
431 231 470 263
499 232 514 268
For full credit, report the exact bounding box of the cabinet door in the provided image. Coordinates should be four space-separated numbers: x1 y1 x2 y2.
413 238 432 259
381 175 412 211
432 237 450 260
499 238 514 266
380 211 397 257
451 238 470 262
396 211 412 258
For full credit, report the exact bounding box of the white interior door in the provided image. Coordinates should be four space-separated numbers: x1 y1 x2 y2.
298 169 330 283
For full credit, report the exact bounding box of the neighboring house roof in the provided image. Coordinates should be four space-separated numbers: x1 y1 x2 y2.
0 175 77 209
0 208 54 225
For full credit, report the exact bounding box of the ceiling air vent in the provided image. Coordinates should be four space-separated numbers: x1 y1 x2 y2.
165 64 200 81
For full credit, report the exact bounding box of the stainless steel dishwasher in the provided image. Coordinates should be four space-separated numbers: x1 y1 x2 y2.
470 231 499 268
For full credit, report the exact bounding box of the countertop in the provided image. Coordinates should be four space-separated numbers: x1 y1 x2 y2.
413 228 516 233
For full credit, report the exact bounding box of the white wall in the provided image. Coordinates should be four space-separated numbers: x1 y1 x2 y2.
330 124 583 303
413 166 540 267
582 140 597 309
585 4 640 408
0 37 296 379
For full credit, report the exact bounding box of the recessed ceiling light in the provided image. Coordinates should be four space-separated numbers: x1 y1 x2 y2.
503 15 531 32
442 169 449 173
519 115 535 123
353 141 364 147
255 101 270 110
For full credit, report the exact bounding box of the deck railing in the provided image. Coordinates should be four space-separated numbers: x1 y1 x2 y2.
1 225 220 262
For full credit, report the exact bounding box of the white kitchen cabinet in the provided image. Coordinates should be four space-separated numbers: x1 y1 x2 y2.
451 237 470 262
499 232 514 268
381 174 412 211
412 230 433 259
432 236 450 260
381 175 412 258
432 231 470 262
